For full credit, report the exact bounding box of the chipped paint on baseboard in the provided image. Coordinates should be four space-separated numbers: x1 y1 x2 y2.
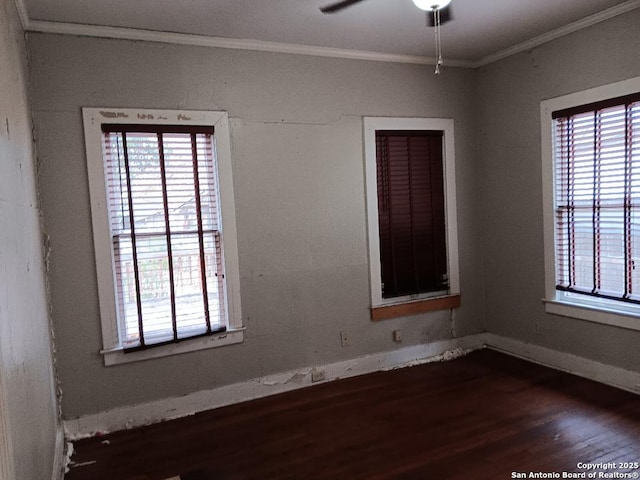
64 333 488 439
63 441 74 474
382 347 471 370
259 371 309 386
69 460 97 468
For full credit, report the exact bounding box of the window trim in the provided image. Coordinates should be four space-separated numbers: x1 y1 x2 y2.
83 108 243 365
363 117 460 311
541 76 640 331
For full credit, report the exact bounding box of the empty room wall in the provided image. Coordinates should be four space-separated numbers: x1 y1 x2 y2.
0 1 60 478
27 33 484 420
477 9 640 370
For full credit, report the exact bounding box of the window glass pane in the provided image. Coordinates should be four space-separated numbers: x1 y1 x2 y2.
113 235 138 347
171 232 208 338
137 235 172 344
163 133 200 233
553 98 640 309
127 133 165 235
103 126 226 349
197 135 218 231
375 131 447 298
599 208 624 296
204 231 225 329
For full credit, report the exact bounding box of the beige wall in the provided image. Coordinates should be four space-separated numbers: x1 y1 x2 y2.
477 9 640 370
27 33 484 419
0 1 60 479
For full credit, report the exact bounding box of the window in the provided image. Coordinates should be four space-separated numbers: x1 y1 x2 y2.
376 130 448 298
541 77 640 331
364 118 460 320
84 109 243 365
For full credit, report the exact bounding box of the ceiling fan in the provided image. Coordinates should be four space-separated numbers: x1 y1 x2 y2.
319 0 454 74
319 0 453 27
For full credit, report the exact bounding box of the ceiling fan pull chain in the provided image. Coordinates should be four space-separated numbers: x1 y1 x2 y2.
434 8 443 75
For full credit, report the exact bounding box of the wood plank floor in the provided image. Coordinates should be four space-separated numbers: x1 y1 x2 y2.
66 349 640 480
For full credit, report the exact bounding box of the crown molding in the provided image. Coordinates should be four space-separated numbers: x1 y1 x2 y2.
474 0 640 67
13 0 30 30
26 20 474 68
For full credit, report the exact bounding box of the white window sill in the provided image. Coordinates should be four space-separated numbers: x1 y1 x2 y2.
100 328 245 366
544 299 640 332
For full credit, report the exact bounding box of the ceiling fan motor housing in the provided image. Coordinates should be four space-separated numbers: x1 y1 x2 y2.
412 0 452 11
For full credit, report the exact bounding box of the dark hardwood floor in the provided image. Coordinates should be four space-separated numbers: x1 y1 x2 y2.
66 349 640 480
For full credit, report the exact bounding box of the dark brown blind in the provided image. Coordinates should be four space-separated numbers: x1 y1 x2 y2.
375 130 448 299
553 95 640 304
102 125 226 351
552 92 640 119
102 124 214 134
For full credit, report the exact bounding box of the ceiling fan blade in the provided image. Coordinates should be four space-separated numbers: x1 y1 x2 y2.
320 0 368 14
427 4 453 26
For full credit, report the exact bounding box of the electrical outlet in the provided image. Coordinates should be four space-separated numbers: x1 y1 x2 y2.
340 331 350 347
393 330 402 342
311 369 326 383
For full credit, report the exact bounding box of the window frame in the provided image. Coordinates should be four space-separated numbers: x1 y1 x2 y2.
541 76 640 331
83 108 243 365
363 117 460 312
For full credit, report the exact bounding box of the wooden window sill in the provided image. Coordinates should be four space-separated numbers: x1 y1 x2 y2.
371 294 461 321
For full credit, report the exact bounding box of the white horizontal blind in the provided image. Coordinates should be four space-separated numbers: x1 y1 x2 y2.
553 94 640 305
102 125 226 350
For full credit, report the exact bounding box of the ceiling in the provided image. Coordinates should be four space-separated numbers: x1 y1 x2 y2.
19 0 640 66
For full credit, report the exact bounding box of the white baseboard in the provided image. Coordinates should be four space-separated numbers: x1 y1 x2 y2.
485 333 640 395
64 333 487 438
63 332 640 440
51 423 65 480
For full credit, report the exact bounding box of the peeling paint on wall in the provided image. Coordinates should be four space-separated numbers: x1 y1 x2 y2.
99 111 129 119
43 233 51 273
0 3 62 477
